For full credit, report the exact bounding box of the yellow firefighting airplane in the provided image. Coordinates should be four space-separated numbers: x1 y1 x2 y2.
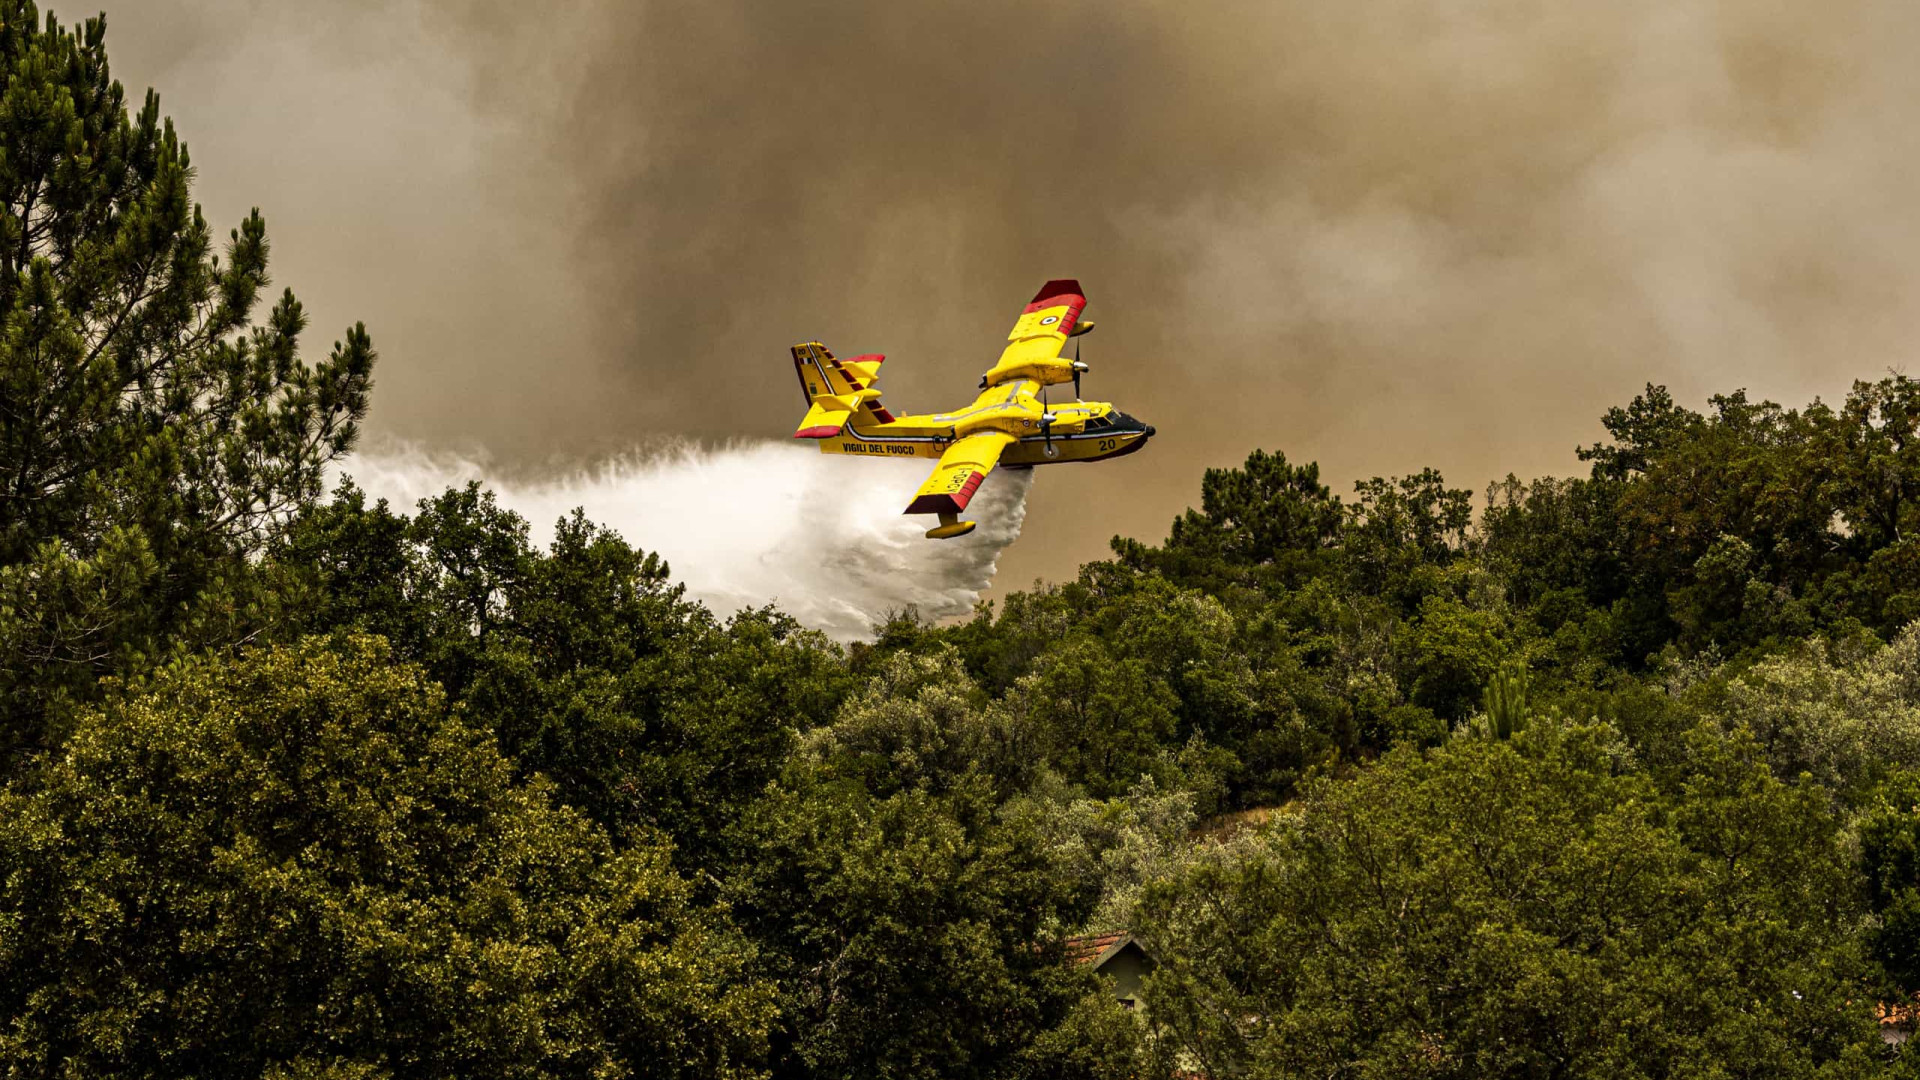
791 279 1154 539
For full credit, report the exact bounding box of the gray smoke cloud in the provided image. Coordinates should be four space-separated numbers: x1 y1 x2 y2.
110 0 1920 596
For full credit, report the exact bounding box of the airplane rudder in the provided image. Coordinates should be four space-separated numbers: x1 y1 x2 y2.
791 343 815 404
791 341 842 403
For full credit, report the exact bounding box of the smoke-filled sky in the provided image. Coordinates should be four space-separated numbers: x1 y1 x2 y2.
110 0 1920 596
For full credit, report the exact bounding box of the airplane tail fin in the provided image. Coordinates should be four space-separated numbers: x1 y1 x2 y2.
791 342 894 438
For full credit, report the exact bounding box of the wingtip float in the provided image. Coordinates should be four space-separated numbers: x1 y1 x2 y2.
790 279 1154 539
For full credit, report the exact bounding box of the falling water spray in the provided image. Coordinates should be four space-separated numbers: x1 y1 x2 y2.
336 439 1033 640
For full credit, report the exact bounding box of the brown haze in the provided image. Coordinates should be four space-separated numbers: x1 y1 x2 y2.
110 0 1920 591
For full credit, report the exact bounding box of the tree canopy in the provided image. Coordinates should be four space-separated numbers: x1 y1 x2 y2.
0 635 772 1079
0 2 372 766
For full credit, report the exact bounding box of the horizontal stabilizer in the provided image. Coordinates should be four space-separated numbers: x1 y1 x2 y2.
795 401 853 439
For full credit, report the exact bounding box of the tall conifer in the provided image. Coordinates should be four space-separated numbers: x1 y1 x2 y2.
0 3 373 761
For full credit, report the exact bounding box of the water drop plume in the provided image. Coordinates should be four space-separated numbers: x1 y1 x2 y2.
336 439 1033 640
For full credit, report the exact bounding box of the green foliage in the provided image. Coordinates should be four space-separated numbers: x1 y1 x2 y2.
1863 770 1920 994
1405 594 1509 722
1019 775 1202 934
1493 379 1920 657
1138 724 1883 1078
1012 990 1172 1080
1135 448 1343 588
0 635 773 1078
1691 626 1920 802
731 774 1094 1080
803 648 1038 799
1343 467 1474 604
1482 657 1530 740
1010 637 1181 798
276 481 853 867
0 5 373 764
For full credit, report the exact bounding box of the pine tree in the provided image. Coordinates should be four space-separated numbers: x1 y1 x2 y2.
0 4 373 763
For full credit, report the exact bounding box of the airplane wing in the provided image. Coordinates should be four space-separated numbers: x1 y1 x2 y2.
904 431 1015 515
980 279 1086 387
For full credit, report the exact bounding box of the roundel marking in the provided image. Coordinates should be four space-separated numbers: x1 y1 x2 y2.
1040 315 1059 325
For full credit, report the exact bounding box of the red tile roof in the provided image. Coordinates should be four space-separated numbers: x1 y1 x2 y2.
1064 930 1133 966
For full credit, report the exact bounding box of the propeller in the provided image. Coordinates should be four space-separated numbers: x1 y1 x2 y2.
1040 410 1058 452
1072 334 1088 399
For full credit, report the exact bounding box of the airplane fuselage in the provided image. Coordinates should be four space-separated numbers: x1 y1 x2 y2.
816 377 1154 467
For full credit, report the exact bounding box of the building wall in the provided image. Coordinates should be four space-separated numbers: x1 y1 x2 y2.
1098 943 1153 1007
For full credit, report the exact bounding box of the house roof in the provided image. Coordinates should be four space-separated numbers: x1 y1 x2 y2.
1064 930 1146 970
